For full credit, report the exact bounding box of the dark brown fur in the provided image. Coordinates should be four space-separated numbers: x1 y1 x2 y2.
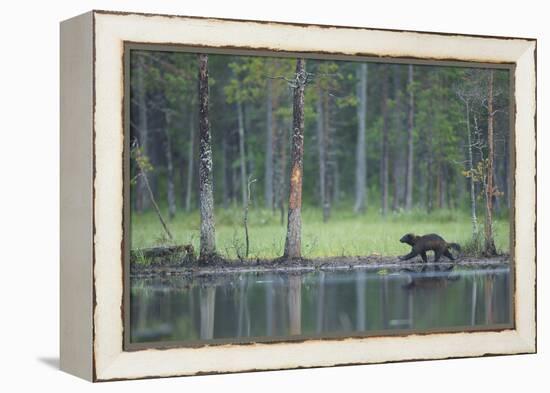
399 233 461 263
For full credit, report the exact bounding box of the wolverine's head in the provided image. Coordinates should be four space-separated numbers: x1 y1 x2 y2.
400 233 417 246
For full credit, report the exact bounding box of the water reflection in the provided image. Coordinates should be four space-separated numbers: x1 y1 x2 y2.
130 266 511 344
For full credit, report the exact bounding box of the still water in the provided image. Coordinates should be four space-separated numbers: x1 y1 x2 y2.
130 266 511 344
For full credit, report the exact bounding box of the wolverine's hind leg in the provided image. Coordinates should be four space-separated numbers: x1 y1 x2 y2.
420 252 428 263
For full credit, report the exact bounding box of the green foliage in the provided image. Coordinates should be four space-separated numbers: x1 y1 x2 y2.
130 147 153 173
131 206 509 260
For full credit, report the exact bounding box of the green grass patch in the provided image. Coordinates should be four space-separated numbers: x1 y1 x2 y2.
130 206 509 260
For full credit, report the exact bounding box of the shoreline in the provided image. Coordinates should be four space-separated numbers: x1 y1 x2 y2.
130 254 510 278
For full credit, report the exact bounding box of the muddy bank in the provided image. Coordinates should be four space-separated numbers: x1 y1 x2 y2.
130 254 510 278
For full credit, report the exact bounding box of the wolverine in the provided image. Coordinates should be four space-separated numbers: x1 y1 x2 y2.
399 233 461 263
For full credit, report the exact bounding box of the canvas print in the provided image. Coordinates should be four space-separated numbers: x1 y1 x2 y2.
127 48 513 346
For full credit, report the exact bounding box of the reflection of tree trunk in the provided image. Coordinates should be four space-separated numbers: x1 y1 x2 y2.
237 275 250 337
199 286 216 340
407 284 414 328
265 274 274 336
136 288 150 333
355 270 366 331
288 275 302 335
380 275 389 329
471 277 477 326
316 272 325 334
484 275 494 325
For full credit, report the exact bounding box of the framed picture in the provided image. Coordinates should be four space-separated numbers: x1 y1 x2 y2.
60 10 536 382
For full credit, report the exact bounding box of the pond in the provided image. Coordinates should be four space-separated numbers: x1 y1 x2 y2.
129 265 512 345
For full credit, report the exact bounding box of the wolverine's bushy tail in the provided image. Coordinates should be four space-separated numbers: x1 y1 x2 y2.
448 242 461 252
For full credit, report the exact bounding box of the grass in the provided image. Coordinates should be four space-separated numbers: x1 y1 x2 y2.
130 205 510 260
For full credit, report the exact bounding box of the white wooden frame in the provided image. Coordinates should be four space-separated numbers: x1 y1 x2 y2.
60 10 536 382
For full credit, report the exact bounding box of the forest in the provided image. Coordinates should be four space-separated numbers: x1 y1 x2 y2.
129 49 511 263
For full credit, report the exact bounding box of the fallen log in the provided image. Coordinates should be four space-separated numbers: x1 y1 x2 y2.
131 244 195 265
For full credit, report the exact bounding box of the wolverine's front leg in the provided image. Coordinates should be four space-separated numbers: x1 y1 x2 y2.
399 250 418 261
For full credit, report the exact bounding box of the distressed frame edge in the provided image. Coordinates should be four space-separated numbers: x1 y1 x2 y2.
89 11 536 381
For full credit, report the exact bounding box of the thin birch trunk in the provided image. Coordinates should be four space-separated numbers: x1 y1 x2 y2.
198 54 216 259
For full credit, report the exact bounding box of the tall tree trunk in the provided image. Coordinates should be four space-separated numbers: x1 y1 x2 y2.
405 65 414 210
354 63 368 214
316 88 329 222
464 99 479 238
179 156 186 207
380 65 390 216
283 58 306 259
198 54 216 260
484 70 497 255
332 158 340 206
426 85 435 213
273 119 287 224
392 65 403 211
436 163 443 209
163 112 176 219
265 78 274 209
185 111 195 212
326 93 337 209
136 54 150 212
237 99 248 207
439 164 447 208
221 124 230 209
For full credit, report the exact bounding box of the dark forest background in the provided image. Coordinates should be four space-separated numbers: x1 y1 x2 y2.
129 50 511 260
